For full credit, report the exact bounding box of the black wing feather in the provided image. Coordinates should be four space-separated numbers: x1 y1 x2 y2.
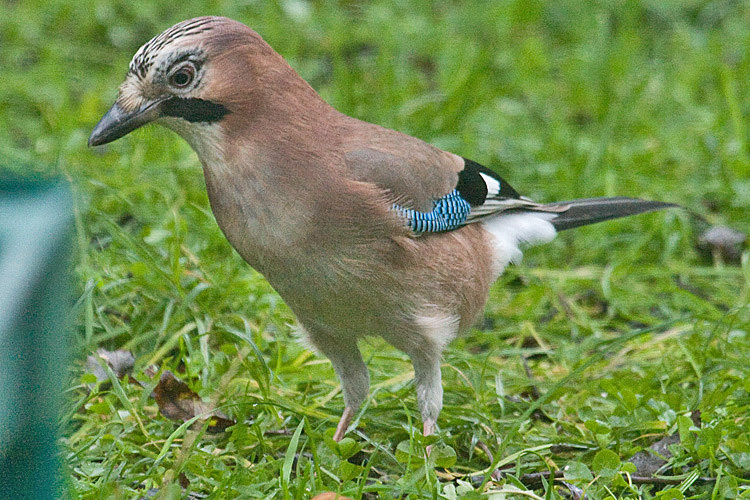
542 197 679 231
456 157 522 206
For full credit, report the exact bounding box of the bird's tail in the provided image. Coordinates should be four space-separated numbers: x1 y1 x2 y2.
536 197 678 231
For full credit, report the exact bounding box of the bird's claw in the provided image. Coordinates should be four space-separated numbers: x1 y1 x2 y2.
333 406 355 442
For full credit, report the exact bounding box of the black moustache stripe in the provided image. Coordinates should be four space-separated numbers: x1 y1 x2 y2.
162 97 230 123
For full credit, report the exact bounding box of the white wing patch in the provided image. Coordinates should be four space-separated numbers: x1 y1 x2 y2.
479 172 501 196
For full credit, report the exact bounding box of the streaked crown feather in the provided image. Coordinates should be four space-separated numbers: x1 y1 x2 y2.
129 17 218 78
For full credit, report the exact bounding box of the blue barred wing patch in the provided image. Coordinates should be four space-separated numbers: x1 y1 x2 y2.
394 190 471 233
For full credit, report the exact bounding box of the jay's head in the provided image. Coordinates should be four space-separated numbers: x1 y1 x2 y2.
89 16 299 148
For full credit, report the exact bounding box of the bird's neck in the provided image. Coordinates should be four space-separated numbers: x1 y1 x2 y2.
177 113 337 277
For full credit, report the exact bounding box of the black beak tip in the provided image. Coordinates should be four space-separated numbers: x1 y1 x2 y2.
87 101 157 148
88 133 103 148
88 109 118 148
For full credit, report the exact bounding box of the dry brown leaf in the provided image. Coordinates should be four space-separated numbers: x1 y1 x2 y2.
630 410 699 476
629 434 680 477
152 370 235 433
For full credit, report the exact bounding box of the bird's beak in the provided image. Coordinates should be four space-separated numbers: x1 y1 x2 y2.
88 99 163 147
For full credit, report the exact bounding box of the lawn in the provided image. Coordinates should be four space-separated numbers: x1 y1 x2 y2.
2 0 749 498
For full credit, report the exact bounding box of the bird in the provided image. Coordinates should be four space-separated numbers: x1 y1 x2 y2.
89 16 676 443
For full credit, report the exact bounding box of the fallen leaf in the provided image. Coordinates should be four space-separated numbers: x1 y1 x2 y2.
630 434 680 476
178 472 190 489
630 409 700 477
86 348 135 382
152 370 235 433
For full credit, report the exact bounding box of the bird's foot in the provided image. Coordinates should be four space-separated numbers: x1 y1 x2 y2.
333 406 355 442
423 419 436 456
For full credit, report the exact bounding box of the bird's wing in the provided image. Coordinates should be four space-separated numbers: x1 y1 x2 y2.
453 158 558 223
344 141 554 233
344 146 460 213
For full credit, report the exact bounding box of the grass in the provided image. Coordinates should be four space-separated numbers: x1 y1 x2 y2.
2 0 749 498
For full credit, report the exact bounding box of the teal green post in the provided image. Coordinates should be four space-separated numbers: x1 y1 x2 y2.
0 177 73 499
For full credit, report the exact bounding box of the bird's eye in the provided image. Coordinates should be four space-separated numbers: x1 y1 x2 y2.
169 64 195 88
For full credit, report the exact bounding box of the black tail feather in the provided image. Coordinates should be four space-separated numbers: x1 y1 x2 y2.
543 197 678 231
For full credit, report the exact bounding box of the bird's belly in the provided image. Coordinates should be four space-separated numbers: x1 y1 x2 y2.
264 226 496 340
266 258 410 338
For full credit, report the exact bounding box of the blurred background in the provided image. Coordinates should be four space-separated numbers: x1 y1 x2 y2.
3 1 748 214
1 0 748 498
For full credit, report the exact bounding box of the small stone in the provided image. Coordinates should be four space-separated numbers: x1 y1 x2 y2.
697 225 746 264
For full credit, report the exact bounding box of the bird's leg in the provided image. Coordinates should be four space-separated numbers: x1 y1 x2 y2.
387 334 445 455
411 352 443 456
306 328 369 442
423 419 436 437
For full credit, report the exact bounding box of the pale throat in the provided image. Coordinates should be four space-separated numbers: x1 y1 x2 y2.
158 116 308 265
159 117 228 175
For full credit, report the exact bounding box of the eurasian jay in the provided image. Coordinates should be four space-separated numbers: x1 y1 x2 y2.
89 17 675 442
